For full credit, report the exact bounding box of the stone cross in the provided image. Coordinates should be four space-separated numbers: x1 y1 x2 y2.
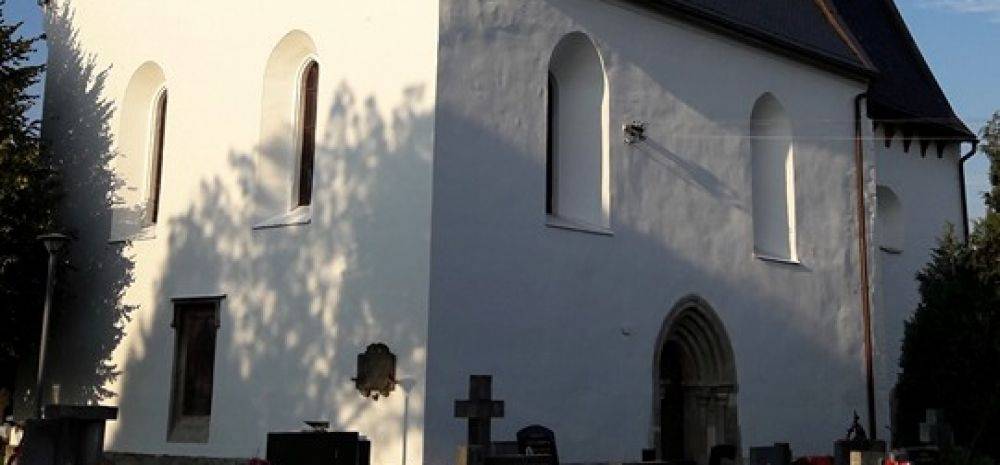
919 409 938 443
919 409 952 447
455 375 505 465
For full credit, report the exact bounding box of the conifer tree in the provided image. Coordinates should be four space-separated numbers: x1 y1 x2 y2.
896 113 1000 462
0 0 58 373
982 112 999 213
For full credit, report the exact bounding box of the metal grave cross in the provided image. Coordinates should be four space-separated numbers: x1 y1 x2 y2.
454 375 505 452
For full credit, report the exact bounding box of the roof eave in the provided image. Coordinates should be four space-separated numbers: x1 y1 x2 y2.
622 0 879 82
868 100 977 142
875 0 975 141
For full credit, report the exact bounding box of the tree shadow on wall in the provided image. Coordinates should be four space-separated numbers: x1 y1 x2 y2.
17 4 137 413
110 80 433 457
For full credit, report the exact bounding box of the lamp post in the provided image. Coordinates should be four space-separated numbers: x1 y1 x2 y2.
35 232 69 419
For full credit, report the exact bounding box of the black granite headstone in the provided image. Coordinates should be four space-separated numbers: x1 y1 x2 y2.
266 431 371 465
516 425 558 465
19 405 118 465
710 445 738 465
749 443 792 465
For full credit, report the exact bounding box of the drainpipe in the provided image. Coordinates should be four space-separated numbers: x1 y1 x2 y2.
853 94 877 441
959 142 979 242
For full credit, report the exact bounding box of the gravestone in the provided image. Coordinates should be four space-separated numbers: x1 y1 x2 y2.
266 430 370 465
710 445 738 465
834 413 885 465
516 425 558 465
917 409 952 448
18 405 118 465
455 375 505 465
847 451 885 465
491 441 520 456
894 409 950 465
749 443 792 465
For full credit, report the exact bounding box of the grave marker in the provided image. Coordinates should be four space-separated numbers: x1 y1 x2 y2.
455 375 505 465
517 425 558 465
917 409 952 448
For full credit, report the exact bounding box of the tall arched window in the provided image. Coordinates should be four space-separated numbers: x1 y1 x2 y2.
110 62 167 241
750 93 797 260
546 32 609 228
876 185 903 253
146 88 168 224
295 61 319 208
546 72 557 215
256 31 319 228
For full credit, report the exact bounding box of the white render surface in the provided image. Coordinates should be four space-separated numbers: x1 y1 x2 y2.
32 0 967 464
426 1 873 463
870 127 964 436
36 1 439 464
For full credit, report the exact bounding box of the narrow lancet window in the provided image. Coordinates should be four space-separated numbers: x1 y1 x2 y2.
750 93 797 260
295 61 319 208
112 61 167 240
876 185 904 253
147 89 168 224
546 72 557 215
254 31 319 227
546 32 609 228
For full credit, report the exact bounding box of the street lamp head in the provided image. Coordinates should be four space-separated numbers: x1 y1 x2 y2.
38 233 70 255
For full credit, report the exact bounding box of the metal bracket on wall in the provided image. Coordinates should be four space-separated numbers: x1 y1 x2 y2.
624 121 647 144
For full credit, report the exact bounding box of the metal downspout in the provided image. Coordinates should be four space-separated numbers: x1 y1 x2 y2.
854 93 877 440
960 142 980 242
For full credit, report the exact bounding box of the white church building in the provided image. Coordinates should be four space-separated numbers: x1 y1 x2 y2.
26 0 976 464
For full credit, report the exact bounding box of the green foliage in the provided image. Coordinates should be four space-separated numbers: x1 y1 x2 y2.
983 112 999 213
895 113 1000 462
0 0 58 364
978 112 1000 289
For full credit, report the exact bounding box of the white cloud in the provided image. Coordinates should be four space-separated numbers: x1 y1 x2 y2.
918 0 1000 21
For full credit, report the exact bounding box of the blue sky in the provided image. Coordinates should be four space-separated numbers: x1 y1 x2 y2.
896 0 1000 221
5 1 998 220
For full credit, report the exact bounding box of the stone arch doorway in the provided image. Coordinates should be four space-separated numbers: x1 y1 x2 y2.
652 296 739 465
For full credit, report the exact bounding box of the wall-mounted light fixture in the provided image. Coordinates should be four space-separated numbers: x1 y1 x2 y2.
624 121 647 145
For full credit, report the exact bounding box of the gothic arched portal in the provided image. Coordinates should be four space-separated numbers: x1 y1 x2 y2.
652 296 740 465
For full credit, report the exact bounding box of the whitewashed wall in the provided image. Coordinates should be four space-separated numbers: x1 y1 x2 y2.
870 128 964 439
36 1 438 464
33 0 965 463
426 1 872 463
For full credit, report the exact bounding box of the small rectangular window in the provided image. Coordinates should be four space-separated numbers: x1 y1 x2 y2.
168 297 222 443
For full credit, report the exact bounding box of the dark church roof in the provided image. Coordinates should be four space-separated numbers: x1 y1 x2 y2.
830 0 974 140
628 0 874 76
627 0 974 141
